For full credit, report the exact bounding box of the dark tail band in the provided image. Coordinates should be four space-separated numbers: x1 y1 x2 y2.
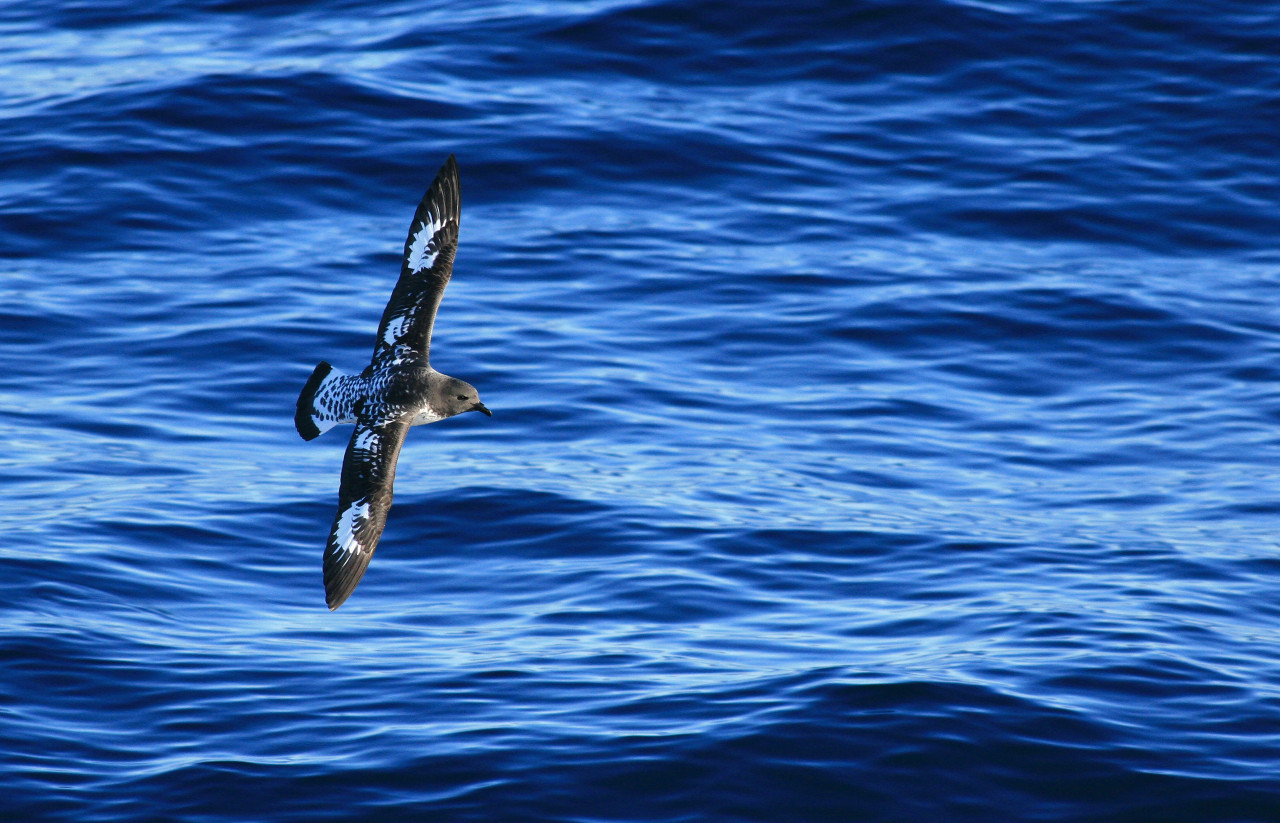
295 361 333 441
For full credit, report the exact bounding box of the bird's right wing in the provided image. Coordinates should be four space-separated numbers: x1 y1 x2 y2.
323 416 409 609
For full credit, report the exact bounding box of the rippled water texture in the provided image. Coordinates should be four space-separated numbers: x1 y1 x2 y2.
2 1 1279 820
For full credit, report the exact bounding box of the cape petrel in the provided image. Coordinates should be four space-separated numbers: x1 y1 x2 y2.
295 155 491 610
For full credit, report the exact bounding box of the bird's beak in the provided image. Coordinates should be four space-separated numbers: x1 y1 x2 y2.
472 402 492 417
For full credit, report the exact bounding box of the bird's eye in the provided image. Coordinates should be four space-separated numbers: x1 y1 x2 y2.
457 395 467 400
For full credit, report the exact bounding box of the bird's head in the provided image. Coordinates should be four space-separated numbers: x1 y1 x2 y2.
441 377 491 418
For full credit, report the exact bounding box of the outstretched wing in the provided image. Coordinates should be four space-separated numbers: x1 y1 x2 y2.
323 416 409 609
371 154 461 367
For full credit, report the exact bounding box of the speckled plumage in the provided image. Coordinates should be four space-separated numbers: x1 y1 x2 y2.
295 155 491 610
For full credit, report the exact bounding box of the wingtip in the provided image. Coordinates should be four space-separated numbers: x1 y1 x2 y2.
323 551 361 610
324 574 359 611
441 154 459 187
418 154 460 220
437 154 458 183
324 570 355 610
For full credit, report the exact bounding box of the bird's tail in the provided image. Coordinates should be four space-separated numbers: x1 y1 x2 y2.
295 361 350 441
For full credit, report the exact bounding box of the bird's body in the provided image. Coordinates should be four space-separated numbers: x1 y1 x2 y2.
295 155 490 610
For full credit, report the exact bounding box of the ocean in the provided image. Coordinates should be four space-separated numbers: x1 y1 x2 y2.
2 1 1278 820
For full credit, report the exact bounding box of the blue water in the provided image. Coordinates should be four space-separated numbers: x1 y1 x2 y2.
3 0 1279 819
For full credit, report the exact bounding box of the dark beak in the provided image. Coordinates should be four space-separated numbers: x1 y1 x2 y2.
472 402 492 417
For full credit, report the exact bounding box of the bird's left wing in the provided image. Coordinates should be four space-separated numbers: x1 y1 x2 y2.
323 416 409 609
371 154 461 367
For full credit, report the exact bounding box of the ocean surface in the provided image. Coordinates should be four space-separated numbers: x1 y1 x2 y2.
2 1 1278 820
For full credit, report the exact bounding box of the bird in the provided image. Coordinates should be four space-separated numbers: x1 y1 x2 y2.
295 155 491 610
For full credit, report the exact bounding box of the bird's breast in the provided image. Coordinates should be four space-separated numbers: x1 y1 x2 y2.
409 405 445 426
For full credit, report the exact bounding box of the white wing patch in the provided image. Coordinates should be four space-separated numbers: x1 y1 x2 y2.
332 499 371 557
406 220 441 273
353 427 377 452
381 312 412 346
